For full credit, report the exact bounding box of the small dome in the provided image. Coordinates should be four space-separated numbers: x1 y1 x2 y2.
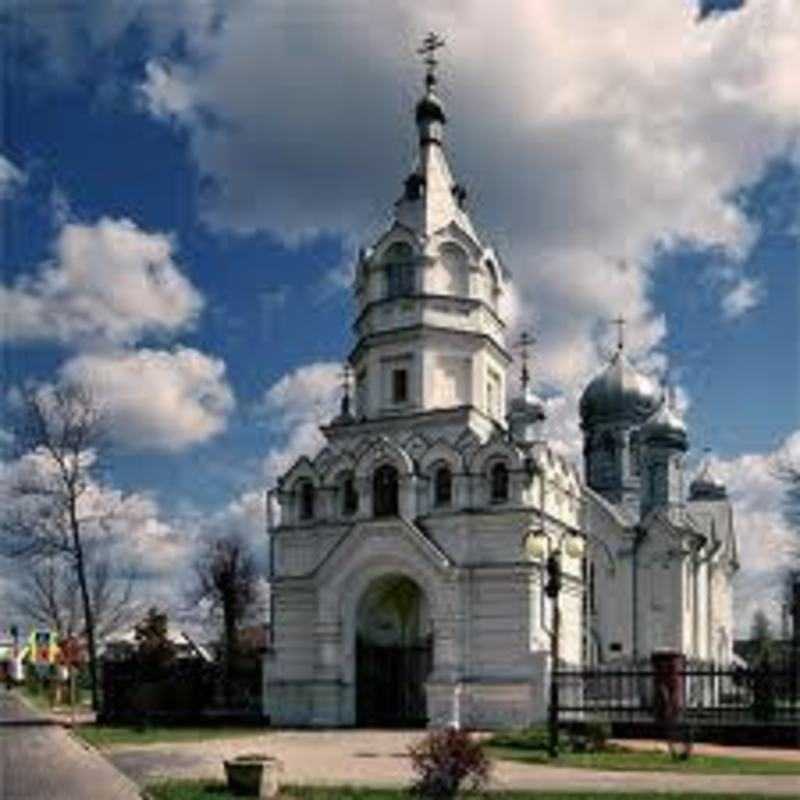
580 351 660 425
416 89 446 126
640 401 688 450
509 388 546 421
689 459 727 500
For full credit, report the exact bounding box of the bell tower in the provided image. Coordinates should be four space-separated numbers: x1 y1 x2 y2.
345 35 511 440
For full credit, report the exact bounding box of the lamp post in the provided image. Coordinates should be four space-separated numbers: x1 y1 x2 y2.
525 526 585 759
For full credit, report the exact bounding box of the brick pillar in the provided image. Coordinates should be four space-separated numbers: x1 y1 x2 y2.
652 650 686 723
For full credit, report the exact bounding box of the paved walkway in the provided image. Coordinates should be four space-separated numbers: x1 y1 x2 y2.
0 688 141 800
107 728 800 796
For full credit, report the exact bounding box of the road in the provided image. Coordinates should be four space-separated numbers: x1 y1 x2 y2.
0 688 140 800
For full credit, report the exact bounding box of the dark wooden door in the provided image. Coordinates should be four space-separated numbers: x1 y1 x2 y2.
356 636 433 727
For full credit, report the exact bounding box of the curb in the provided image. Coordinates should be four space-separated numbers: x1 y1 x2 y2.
66 728 148 799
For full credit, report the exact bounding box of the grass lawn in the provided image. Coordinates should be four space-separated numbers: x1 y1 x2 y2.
145 783 798 800
485 728 800 775
73 723 269 748
487 744 800 775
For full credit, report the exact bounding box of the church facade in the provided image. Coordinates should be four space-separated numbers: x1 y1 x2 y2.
263 55 738 729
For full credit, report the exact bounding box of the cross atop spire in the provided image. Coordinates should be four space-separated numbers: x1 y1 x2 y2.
418 32 445 89
515 330 535 394
339 362 353 419
611 315 626 352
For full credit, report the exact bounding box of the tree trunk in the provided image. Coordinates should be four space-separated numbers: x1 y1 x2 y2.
70 501 99 711
223 600 237 709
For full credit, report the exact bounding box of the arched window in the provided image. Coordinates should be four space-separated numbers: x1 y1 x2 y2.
384 242 415 299
439 243 469 296
490 462 509 504
341 473 358 516
373 464 399 517
434 465 453 507
298 480 315 520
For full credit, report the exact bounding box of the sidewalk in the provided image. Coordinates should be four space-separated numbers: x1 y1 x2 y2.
1 688 141 800
107 729 800 796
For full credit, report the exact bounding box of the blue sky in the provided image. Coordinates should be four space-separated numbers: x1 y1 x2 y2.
1 1 798 628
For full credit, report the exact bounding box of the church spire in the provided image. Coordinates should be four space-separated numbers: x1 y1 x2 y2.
396 35 477 240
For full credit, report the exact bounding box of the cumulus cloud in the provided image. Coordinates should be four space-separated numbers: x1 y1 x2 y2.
60 347 235 452
117 1 797 392
720 276 764 319
11 2 799 393
0 154 25 197
261 361 340 484
138 60 197 122
713 430 800 635
0 446 188 624
0 217 204 347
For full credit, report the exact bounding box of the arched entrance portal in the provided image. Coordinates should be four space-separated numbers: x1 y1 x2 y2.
355 575 433 727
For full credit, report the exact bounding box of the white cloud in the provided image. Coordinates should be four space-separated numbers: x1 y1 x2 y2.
261 361 340 485
0 154 25 197
0 217 204 347
121 1 796 393
138 60 196 122
60 347 235 452
0 446 188 622
12 2 799 392
713 430 800 635
720 276 764 318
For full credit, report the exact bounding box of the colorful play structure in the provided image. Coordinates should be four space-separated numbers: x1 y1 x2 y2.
0 629 61 683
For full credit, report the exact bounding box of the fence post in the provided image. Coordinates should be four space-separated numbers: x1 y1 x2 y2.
652 651 685 725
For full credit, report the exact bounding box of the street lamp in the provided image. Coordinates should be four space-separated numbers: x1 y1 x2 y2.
525 526 585 758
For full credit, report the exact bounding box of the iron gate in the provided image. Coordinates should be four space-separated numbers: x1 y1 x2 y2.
356 636 433 727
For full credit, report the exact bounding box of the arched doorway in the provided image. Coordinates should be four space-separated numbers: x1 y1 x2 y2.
355 574 433 727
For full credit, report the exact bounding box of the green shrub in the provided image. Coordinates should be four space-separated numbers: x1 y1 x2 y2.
408 728 491 799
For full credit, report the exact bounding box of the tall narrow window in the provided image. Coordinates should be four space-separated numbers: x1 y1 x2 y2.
299 480 315 520
342 475 358 516
434 466 453 507
373 464 399 517
384 242 414 298
392 369 408 403
490 462 509 504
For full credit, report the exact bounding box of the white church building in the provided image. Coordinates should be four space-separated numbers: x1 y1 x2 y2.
263 50 739 729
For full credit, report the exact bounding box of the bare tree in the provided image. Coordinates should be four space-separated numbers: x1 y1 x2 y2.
10 549 140 641
192 534 259 706
0 383 127 709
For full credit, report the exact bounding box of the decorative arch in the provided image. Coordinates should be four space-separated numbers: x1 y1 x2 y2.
354 436 415 480
320 451 357 488
469 438 524 476
419 439 462 475
281 455 321 491
321 549 448 687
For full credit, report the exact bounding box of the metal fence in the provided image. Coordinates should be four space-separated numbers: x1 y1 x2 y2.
555 655 800 727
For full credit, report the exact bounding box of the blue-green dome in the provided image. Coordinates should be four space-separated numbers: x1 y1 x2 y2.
580 352 660 426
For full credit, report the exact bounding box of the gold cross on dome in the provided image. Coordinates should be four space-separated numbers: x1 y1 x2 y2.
417 32 445 83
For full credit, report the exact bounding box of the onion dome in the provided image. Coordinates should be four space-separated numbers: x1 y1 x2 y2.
640 399 688 451
509 388 546 421
415 88 446 126
689 458 727 500
579 350 660 426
